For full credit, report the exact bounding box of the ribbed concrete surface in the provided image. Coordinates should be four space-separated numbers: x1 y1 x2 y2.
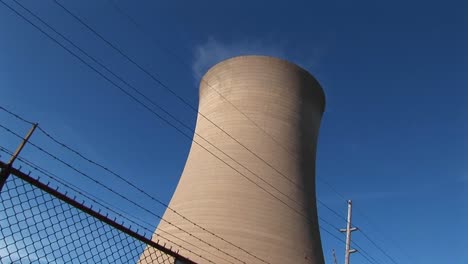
140 56 326 264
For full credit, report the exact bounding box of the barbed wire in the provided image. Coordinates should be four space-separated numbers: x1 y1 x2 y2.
0 122 242 264
0 144 235 264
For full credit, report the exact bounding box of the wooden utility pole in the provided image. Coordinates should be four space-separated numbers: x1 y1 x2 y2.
340 200 358 264
0 123 37 192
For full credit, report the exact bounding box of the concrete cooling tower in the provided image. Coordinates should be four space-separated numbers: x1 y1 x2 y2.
140 56 326 264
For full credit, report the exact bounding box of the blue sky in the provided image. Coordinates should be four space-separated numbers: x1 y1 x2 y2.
0 0 466 263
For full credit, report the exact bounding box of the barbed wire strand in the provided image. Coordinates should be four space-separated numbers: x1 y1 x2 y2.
0 146 218 264
0 123 244 264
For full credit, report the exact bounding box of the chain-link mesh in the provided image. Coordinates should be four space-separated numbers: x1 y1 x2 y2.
0 173 189 264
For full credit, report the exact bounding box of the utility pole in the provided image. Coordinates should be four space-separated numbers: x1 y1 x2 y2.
0 123 37 192
340 200 358 264
332 249 338 264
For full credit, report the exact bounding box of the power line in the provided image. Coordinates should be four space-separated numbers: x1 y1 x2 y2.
0 7 368 263
50 0 360 244
19 0 297 220
0 2 396 263
1 0 346 251
58 0 343 231
357 251 381 264
49 3 354 234
0 105 35 125
104 4 402 262
53 0 312 202
358 222 404 264
68 0 350 230
53 2 361 245
105 0 349 203
101 7 355 248
56 2 407 262
49 1 356 237
0 5 350 264
352 244 382 264
0 2 384 263
2 1 272 261
347 197 416 264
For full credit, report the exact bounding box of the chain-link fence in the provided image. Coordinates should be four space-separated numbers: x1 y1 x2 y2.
0 164 194 264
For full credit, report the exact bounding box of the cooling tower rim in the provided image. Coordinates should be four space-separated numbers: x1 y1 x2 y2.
200 55 326 113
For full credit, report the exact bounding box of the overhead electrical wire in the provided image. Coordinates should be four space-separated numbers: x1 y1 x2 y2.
3 0 345 248
0 1 273 262
47 4 356 237
105 0 349 203
45 5 390 264
101 4 400 263
0 2 380 264
49 0 356 236
47 7 377 256
0 2 366 262
92 3 408 261
14 0 302 221
57 0 404 260
0 1 391 263
52 0 318 202
358 233 394 264
97 11 403 262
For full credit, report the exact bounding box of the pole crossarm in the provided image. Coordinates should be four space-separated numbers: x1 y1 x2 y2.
341 200 358 264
